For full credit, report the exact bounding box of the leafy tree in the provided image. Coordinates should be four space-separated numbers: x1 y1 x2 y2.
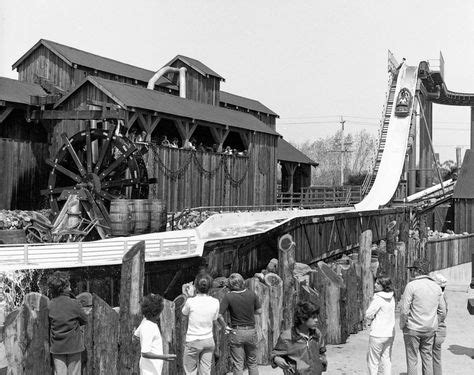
292 129 377 185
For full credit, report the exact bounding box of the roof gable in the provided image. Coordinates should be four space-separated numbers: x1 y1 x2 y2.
166 54 225 81
220 91 279 117
12 39 175 88
277 138 318 166
0 76 46 105
56 76 278 136
453 150 474 198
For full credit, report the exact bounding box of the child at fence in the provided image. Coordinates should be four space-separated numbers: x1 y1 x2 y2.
134 294 176 375
270 301 327 374
365 275 395 375
47 271 88 375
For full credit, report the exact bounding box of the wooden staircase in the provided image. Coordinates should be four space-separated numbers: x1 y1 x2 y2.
362 77 398 195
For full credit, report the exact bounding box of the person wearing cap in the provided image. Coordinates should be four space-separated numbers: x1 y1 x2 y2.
400 258 446 375
432 273 448 375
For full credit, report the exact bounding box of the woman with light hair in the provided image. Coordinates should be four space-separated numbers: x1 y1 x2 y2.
432 273 448 375
218 273 262 375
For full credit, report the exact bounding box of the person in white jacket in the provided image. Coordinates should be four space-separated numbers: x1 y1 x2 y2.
365 276 396 375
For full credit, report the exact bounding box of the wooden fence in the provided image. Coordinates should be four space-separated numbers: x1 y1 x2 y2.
276 185 363 208
424 234 473 271
1 229 415 374
0 138 49 210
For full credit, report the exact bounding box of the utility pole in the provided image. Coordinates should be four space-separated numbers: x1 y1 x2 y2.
330 116 352 186
340 116 345 186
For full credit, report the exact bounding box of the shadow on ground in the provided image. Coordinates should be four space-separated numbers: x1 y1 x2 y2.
447 344 474 358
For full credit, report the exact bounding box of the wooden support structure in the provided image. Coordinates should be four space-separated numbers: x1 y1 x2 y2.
209 126 230 152
246 277 270 364
278 234 296 331
176 120 198 147
0 107 14 123
4 292 51 374
359 229 373 322
118 241 145 375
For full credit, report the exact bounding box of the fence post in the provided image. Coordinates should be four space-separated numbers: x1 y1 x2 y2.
23 244 29 264
78 242 83 264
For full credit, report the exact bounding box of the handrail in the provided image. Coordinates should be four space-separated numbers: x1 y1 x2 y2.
0 234 199 270
362 70 397 195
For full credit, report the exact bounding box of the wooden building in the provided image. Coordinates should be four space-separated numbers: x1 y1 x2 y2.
0 39 317 211
453 150 474 233
0 77 49 209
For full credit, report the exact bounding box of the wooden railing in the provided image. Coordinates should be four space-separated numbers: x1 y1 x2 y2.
276 186 363 208
0 234 198 270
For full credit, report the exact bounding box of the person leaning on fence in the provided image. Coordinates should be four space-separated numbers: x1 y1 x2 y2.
134 294 176 375
218 273 261 375
181 273 220 375
400 258 446 375
47 271 87 375
365 276 395 375
432 273 448 375
270 301 327 374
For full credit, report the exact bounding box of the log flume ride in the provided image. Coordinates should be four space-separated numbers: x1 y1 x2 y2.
0 63 422 270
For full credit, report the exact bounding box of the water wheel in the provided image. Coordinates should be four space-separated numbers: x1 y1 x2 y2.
42 124 149 219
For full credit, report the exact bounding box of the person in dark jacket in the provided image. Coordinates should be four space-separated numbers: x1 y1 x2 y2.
271 301 327 375
47 271 87 375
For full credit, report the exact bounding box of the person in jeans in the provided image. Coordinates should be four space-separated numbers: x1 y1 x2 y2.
47 271 87 375
432 273 448 375
365 276 395 375
270 301 327 374
181 273 220 374
218 273 261 375
400 259 446 375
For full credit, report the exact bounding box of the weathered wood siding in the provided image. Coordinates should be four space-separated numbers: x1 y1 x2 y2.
51 82 118 155
203 207 408 277
0 138 49 210
454 199 474 234
169 60 220 105
16 45 74 91
146 132 277 212
425 234 474 270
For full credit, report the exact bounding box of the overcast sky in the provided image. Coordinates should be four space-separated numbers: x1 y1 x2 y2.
1 0 473 161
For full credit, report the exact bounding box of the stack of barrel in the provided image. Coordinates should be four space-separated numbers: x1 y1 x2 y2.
109 199 167 237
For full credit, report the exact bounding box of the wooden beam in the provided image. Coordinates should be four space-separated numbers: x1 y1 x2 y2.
0 107 14 124
137 112 149 132
30 109 126 120
149 116 161 137
209 126 230 152
86 99 122 110
127 112 139 129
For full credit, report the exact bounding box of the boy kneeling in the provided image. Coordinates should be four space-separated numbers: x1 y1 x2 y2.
271 301 327 374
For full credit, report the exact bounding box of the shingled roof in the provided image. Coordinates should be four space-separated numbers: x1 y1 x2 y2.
11 39 174 87
278 138 318 166
55 76 278 136
0 76 46 105
220 91 278 117
165 54 225 81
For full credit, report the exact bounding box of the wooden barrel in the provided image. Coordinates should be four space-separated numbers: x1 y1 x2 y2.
149 199 167 232
133 199 150 234
109 199 134 236
0 229 26 244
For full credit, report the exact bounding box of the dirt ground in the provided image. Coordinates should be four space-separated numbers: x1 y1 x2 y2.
227 287 474 374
